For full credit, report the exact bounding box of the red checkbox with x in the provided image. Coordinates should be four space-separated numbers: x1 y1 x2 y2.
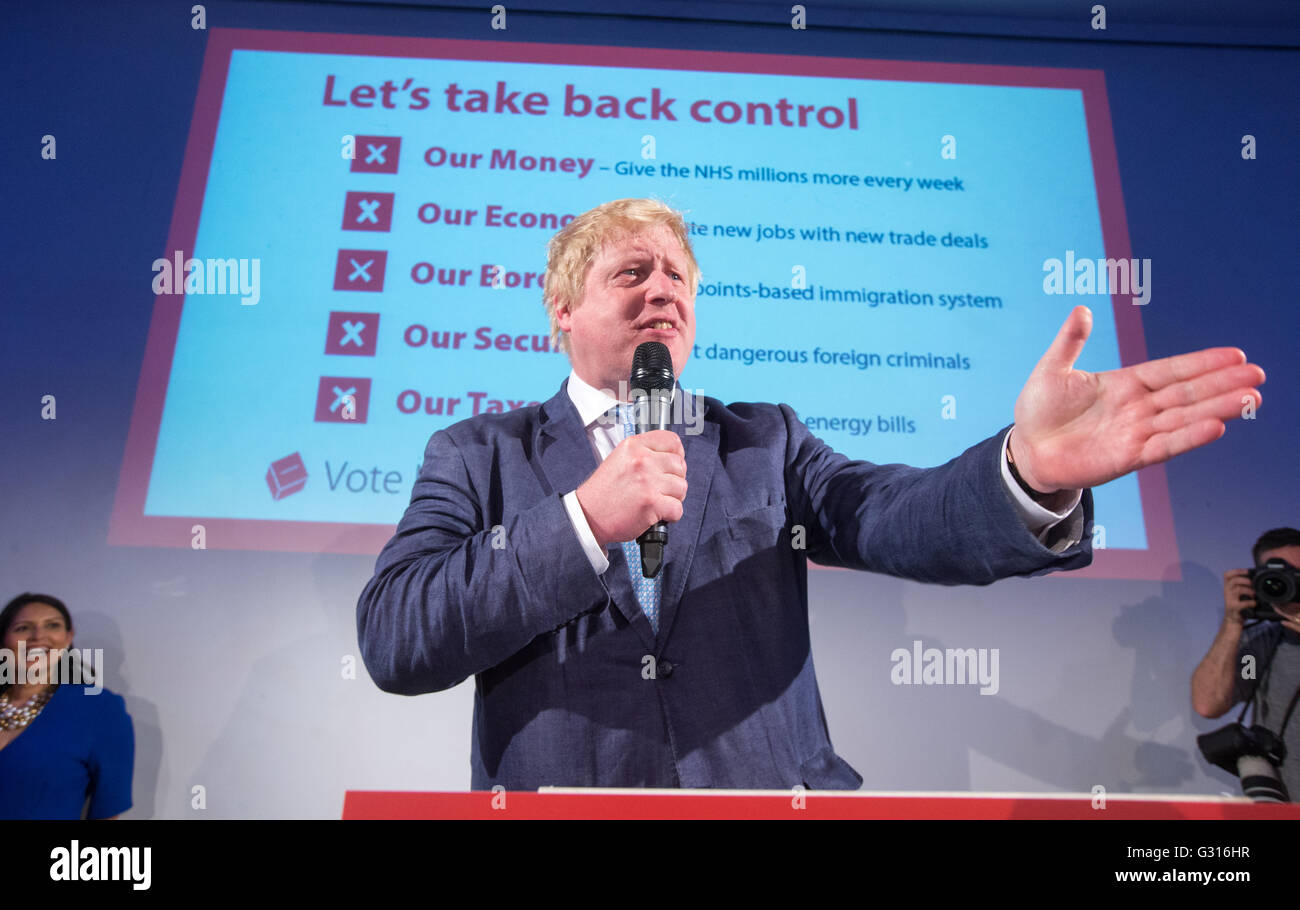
333 250 387 292
314 376 371 424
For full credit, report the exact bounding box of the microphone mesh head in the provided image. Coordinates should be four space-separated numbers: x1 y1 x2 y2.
631 341 675 392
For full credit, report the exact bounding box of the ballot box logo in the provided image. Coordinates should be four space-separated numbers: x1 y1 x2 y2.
350 135 401 174
333 250 388 292
325 311 380 356
267 452 309 500
315 377 372 424
342 191 395 232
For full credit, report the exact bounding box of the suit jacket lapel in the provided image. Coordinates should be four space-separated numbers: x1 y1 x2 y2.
535 379 596 496
655 387 718 646
535 379 656 651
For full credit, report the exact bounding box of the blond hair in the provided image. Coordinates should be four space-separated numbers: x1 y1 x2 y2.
543 198 701 353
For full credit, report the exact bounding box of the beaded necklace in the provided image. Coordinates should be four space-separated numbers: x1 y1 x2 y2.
0 688 54 731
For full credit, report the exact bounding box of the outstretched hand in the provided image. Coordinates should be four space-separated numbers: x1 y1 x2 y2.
1009 306 1264 494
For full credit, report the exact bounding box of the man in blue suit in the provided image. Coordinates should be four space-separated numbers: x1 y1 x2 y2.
357 198 1264 790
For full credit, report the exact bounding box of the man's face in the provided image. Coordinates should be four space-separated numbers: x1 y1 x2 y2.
555 224 696 394
1258 545 1300 625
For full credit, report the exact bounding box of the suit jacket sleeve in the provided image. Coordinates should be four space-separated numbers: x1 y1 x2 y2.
782 406 1093 583
356 426 610 695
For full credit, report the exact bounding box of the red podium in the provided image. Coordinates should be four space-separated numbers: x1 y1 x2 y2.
342 788 1300 820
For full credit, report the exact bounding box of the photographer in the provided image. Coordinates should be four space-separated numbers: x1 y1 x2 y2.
1192 527 1300 800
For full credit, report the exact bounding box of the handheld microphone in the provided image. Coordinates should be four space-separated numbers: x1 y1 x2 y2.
630 341 675 578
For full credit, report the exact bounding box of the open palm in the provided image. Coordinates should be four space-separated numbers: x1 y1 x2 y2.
1009 306 1265 493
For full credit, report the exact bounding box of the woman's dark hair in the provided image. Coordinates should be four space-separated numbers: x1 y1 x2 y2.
1253 528 1300 566
1 593 73 638
1 593 79 695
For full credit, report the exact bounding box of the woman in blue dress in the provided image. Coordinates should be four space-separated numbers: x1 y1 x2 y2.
0 593 135 819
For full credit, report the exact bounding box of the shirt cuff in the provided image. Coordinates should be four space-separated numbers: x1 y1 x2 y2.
563 490 611 575
1000 429 1083 546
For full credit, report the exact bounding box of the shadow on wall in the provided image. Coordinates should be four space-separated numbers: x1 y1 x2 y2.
74 610 162 819
187 541 380 818
1116 559 1258 796
817 564 1202 794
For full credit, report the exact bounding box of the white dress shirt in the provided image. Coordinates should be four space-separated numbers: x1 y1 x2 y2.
560 370 1083 575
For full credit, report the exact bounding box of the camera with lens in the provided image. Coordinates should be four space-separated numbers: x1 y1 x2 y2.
1244 558 1300 622
1196 723 1289 802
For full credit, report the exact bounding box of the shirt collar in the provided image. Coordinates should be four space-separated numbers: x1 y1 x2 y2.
566 369 679 429
566 370 622 429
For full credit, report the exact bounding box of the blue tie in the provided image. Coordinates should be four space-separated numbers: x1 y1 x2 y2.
618 403 663 633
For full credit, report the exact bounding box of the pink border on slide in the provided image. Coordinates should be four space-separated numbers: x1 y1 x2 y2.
109 29 1176 579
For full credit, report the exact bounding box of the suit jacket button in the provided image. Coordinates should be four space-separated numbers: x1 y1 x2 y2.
659 661 674 678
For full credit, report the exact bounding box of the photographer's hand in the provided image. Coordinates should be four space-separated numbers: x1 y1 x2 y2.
1222 568 1255 626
